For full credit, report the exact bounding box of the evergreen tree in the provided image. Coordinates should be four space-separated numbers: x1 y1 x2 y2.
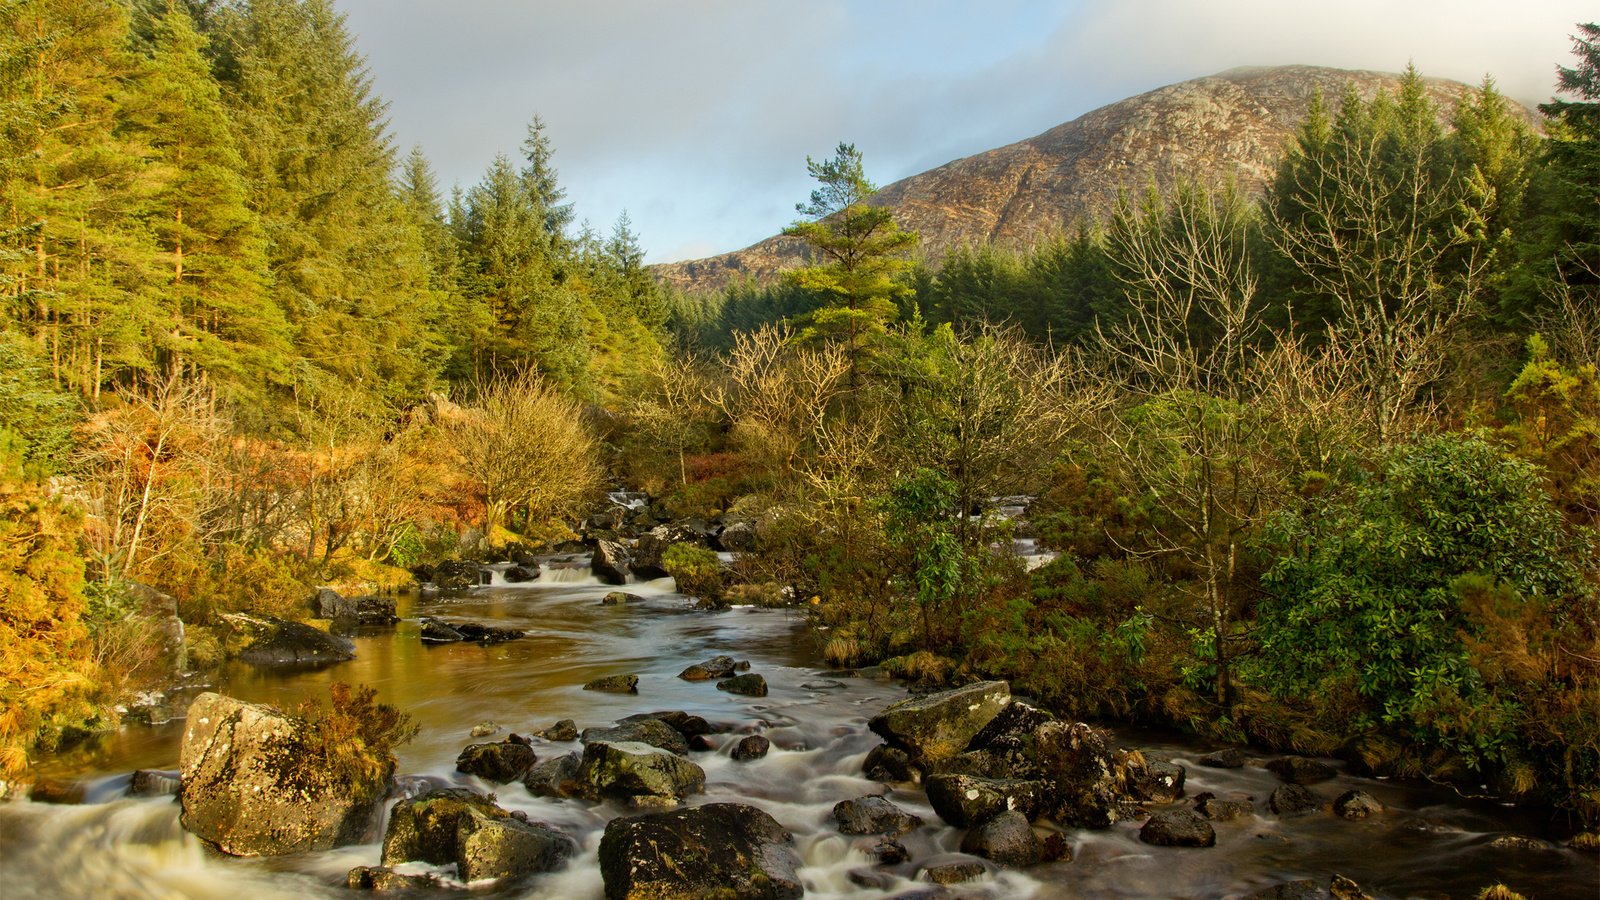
520 115 574 243
782 142 917 380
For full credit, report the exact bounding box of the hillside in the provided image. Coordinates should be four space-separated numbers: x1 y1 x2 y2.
654 65 1534 294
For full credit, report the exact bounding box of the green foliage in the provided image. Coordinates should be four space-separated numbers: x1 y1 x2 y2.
663 543 724 605
0 334 79 475
1503 334 1600 526
1251 433 1585 774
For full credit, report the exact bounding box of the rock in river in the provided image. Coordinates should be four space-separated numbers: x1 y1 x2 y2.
960 809 1043 865
583 674 640 694
867 680 1010 768
716 673 768 697
455 734 537 783
577 741 705 802
1139 808 1216 847
833 795 923 836
592 540 631 585
222 613 355 666
179 692 390 856
599 802 802 900
379 788 574 883
582 718 689 756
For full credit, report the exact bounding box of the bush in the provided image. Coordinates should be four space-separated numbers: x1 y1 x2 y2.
295 683 417 791
663 543 724 604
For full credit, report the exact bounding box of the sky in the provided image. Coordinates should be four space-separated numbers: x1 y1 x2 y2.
337 1 1595 264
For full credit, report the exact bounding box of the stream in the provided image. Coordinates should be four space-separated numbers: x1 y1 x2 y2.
0 565 1595 899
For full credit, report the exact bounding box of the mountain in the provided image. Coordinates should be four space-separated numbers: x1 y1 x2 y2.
653 65 1534 295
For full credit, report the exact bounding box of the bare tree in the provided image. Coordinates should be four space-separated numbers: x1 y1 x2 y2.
447 371 602 538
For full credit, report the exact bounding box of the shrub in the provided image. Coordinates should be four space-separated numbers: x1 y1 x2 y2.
663 543 724 604
295 683 418 791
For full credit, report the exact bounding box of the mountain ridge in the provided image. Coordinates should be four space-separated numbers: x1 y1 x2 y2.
653 65 1536 295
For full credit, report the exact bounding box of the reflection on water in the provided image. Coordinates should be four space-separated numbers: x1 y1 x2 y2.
2 573 1596 899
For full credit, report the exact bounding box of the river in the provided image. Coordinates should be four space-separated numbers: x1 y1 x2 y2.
1 564 1594 899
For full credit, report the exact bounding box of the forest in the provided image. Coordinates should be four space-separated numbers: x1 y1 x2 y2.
1 0 1597 829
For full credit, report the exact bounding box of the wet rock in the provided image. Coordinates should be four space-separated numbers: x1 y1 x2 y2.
455 735 537 783
802 680 846 690
380 788 573 883
1041 832 1073 863
632 525 696 580
591 540 631 585
598 802 802 900
1198 747 1248 768
847 868 897 891
583 674 639 693
470 721 500 738
582 719 689 756
919 858 990 885
1122 755 1186 804
1488 834 1550 851
858 835 911 864
28 778 83 804
536 719 578 742
1267 756 1337 785
688 734 716 752
960 809 1042 865
503 565 538 583
622 710 714 738
717 673 768 697
1195 795 1254 821
1332 789 1383 821
222 613 355 666
833 795 923 836
1330 875 1374 900
925 774 1043 827
865 744 919 783
432 559 484 592
455 806 576 882
1268 783 1322 817
732 735 771 761
180 692 391 856
1242 880 1330 900
601 591 644 605
678 655 746 680
1568 831 1600 853
1027 721 1120 827
523 753 582 799
417 617 523 644
868 681 1010 768
346 866 444 891
313 589 399 627
965 700 1054 756
129 769 180 797
1139 808 1216 847
577 741 706 801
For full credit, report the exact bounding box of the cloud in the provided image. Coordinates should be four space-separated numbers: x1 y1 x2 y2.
337 0 1593 264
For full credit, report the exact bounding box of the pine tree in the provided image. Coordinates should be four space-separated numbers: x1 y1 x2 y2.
520 115 574 244
782 142 917 380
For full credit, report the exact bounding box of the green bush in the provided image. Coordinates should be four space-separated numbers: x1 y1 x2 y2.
663 543 724 605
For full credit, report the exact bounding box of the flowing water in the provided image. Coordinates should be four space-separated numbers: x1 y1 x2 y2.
1 566 1595 899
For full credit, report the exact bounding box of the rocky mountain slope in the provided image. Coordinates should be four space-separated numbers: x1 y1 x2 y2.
654 65 1533 295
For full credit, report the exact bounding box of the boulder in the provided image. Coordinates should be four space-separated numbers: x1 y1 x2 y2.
1268 783 1322 817
732 735 771 761
179 692 390 856
221 613 355 666
455 735 538 783
919 859 990 885
631 525 694 580
1243 880 1332 900
1332 790 1383 821
867 681 1011 767
960 809 1042 865
470 721 501 738
832 795 923 836
346 866 444 891
380 789 573 883
1139 808 1216 847
621 710 713 738
925 774 1043 827
313 590 398 627
858 835 910 865
1027 721 1120 827
419 617 467 643
503 565 538 583
1195 795 1254 821
129 769 180 797
1122 756 1186 804
417 617 523 644
577 741 706 801
455 806 575 882
717 521 756 552
601 591 644 605
523 753 583 799
864 744 918 783
582 719 690 756
583 674 640 694
592 540 631 585
965 700 1055 758
1488 834 1549 851
537 719 578 742
717 673 768 697
678 655 747 680
432 559 484 592
1199 747 1248 768
1267 756 1337 785
598 802 802 900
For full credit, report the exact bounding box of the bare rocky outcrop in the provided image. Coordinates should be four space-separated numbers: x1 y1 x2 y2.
598 803 802 899
654 66 1534 295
